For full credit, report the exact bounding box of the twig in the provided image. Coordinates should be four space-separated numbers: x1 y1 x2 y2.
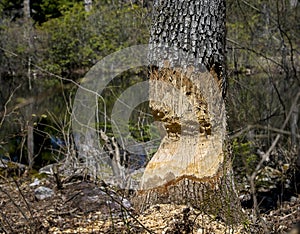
279 210 297 221
226 38 283 68
101 186 154 233
64 191 82 204
0 186 30 224
12 178 34 218
0 86 59 119
230 124 300 139
54 208 78 216
0 210 13 233
254 92 300 171
0 84 21 128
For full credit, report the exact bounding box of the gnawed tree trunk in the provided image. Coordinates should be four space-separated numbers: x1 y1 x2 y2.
135 0 243 223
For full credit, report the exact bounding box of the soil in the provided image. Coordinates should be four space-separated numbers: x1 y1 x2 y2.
0 172 299 234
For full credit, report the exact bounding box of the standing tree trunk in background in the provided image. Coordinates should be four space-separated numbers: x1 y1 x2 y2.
24 0 35 168
290 0 298 8
23 0 30 18
27 123 34 169
23 0 32 91
137 0 243 223
84 0 93 12
290 103 299 147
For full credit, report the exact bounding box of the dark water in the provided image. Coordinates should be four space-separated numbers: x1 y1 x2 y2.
0 78 70 167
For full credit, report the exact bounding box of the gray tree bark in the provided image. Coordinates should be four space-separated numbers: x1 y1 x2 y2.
23 0 34 165
23 0 30 18
84 0 93 12
290 103 299 147
27 123 34 169
136 0 243 224
148 0 227 96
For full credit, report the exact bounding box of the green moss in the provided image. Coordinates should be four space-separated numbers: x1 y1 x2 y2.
30 169 49 179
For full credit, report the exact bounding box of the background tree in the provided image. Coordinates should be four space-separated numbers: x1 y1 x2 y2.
226 0 300 218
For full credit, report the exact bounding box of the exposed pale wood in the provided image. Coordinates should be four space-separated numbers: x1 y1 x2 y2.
141 68 225 190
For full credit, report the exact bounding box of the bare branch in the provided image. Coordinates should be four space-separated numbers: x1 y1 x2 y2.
0 84 21 128
230 124 300 139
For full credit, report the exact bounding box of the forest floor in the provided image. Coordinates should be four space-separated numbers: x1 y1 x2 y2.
0 172 299 234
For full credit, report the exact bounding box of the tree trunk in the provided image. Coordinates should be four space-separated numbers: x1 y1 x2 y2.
290 103 299 147
23 0 30 18
24 0 34 167
84 0 92 12
290 0 298 8
27 122 34 169
135 0 243 223
23 0 33 90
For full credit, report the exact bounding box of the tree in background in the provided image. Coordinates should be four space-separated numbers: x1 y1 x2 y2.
226 0 300 217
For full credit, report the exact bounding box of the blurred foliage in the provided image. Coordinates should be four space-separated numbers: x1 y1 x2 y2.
0 0 81 23
31 0 82 24
37 1 149 77
0 0 23 20
37 3 94 75
0 0 150 79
